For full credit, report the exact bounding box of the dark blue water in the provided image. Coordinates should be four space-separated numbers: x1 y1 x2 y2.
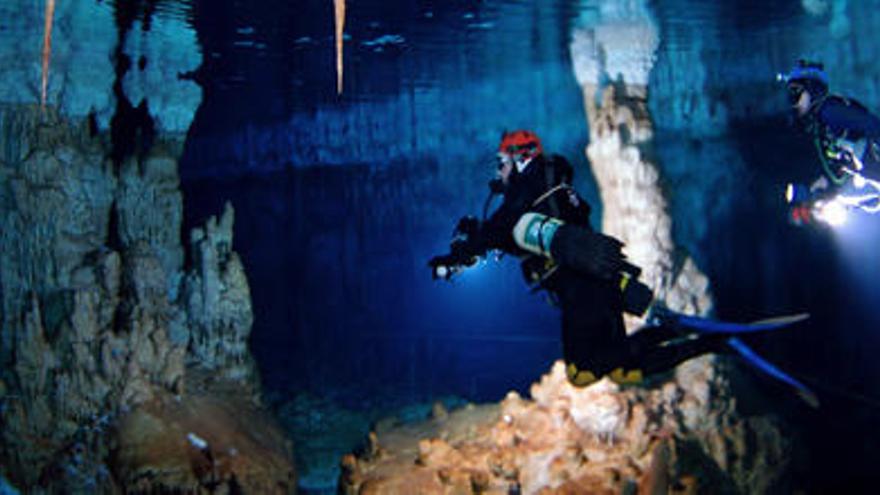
179 0 595 404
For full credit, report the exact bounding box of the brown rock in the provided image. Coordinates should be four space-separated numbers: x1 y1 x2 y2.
340 360 788 495
638 439 671 495
113 385 295 493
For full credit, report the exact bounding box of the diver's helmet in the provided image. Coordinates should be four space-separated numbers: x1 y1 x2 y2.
498 130 543 173
778 59 829 105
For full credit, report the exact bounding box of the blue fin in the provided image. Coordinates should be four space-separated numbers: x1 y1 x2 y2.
727 337 820 408
670 312 809 334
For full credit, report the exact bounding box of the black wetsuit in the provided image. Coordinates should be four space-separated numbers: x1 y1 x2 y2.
443 154 723 385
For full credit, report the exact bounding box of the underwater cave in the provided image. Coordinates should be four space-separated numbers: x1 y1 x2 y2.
1 0 879 493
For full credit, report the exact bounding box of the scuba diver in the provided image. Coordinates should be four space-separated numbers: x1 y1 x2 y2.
780 59 880 225
428 130 735 387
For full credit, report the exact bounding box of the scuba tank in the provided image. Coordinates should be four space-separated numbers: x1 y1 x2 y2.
512 212 653 316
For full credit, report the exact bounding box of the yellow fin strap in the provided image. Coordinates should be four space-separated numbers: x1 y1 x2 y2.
566 363 599 387
608 367 644 385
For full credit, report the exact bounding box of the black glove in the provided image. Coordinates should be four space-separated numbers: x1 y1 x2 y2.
429 216 486 281
454 215 481 240
549 224 626 281
429 238 481 280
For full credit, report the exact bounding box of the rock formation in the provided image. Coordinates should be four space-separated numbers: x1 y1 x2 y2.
571 3 789 485
341 362 789 494
181 203 260 386
570 0 712 327
0 1 292 492
0 104 293 493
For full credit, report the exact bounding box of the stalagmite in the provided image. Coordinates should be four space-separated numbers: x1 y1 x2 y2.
569 5 711 329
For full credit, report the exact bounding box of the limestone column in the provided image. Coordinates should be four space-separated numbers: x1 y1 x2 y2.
568 6 790 493
569 3 712 331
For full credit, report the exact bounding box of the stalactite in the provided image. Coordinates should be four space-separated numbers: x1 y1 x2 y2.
334 0 346 94
40 0 56 110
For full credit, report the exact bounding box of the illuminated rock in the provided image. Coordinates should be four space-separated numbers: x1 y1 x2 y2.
341 362 788 494
570 0 709 325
